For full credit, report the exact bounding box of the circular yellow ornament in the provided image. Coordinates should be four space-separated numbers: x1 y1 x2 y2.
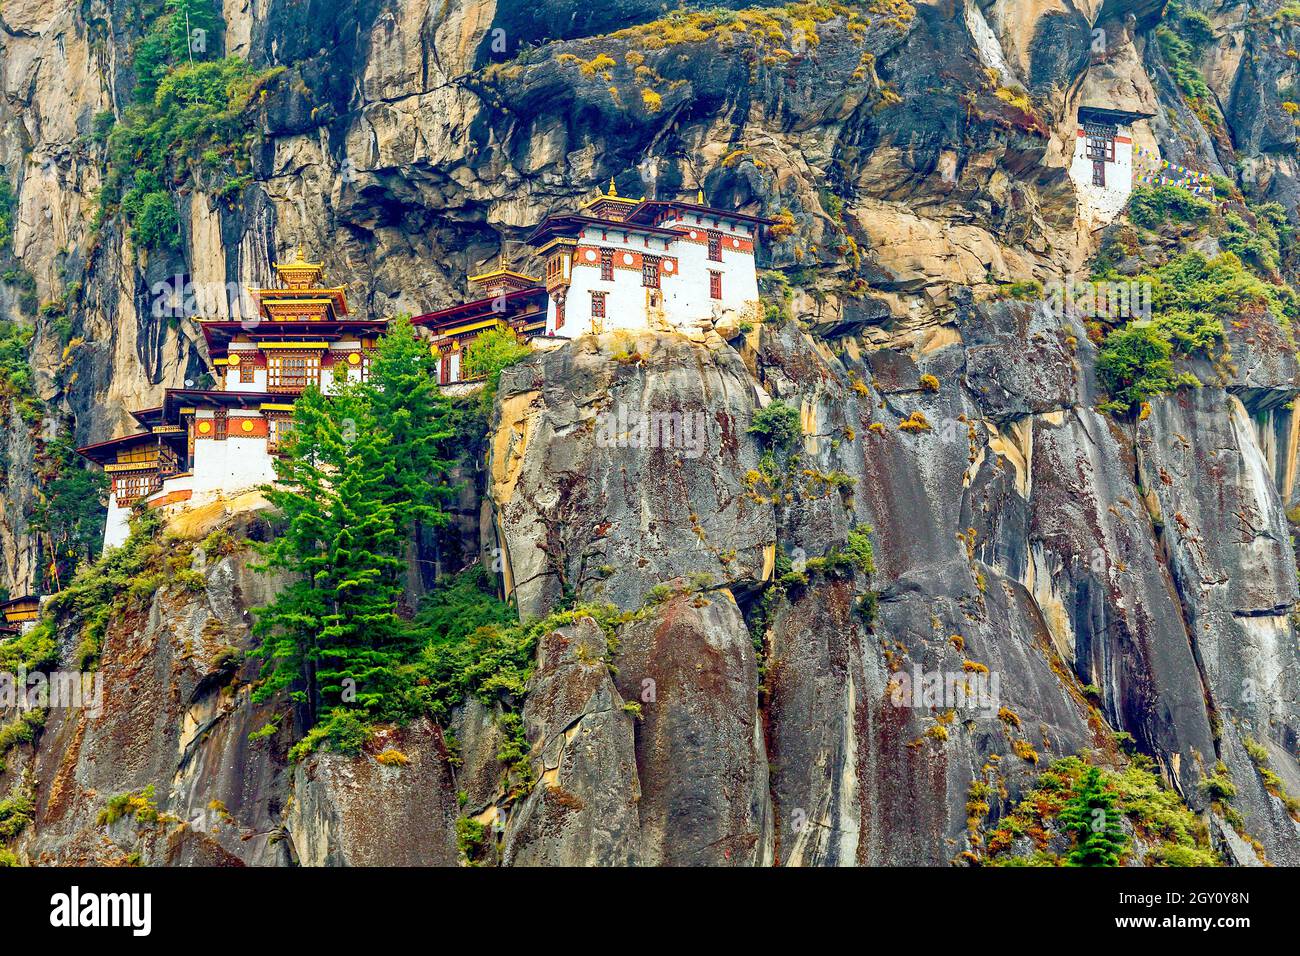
197 421 212 435
241 419 255 433
227 353 241 366
347 352 361 366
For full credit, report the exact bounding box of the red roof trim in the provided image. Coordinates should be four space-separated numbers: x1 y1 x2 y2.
624 199 774 227
525 214 685 246
412 287 546 329
76 431 161 456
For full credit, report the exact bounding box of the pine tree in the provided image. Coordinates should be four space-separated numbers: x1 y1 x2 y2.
1059 766 1128 866
251 317 456 728
363 313 457 534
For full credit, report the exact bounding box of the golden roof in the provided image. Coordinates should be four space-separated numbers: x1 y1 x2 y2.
579 176 642 211
272 245 326 290
468 252 538 285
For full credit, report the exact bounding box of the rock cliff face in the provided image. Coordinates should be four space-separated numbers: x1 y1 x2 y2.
2 0 1300 865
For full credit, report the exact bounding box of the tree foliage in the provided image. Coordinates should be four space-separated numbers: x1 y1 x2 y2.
1058 766 1128 866
461 325 531 414
1097 324 1192 408
251 316 457 725
29 438 109 589
748 399 803 452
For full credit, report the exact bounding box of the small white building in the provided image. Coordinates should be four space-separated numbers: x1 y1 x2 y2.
1069 106 1153 224
528 183 769 337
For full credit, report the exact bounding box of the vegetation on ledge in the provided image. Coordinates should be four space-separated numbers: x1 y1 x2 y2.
97 0 284 249
981 754 1223 866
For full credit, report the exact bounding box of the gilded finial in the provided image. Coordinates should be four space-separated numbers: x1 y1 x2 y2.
608 176 618 197
697 188 705 205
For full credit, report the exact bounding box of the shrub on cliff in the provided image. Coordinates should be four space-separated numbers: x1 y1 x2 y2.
1126 185 1212 231
1097 324 1196 409
461 325 531 415
748 399 803 452
984 755 1221 866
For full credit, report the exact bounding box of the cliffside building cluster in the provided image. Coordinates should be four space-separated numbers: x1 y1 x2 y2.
77 187 770 550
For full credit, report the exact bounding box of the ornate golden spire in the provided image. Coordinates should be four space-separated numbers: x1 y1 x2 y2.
273 240 325 289
608 176 618 197
697 188 705 204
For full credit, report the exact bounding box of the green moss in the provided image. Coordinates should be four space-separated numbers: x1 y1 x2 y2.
97 784 161 827
43 509 174 672
0 778 35 842
286 707 370 762
997 280 1044 300
1242 736 1300 819
1200 766 1237 802
0 709 45 774
456 815 488 861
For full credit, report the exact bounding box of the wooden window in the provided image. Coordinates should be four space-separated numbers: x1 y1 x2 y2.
438 352 449 385
1092 161 1106 187
267 352 320 392
641 257 660 289
555 296 565 331
709 270 722 300
1084 124 1117 163
707 231 722 262
267 415 292 453
213 408 228 442
591 291 606 318
600 249 613 281
239 362 254 384
113 472 157 506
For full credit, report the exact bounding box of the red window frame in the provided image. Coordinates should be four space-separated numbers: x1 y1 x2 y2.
641 257 660 289
591 291 606 318
600 249 613 281
709 270 722 300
